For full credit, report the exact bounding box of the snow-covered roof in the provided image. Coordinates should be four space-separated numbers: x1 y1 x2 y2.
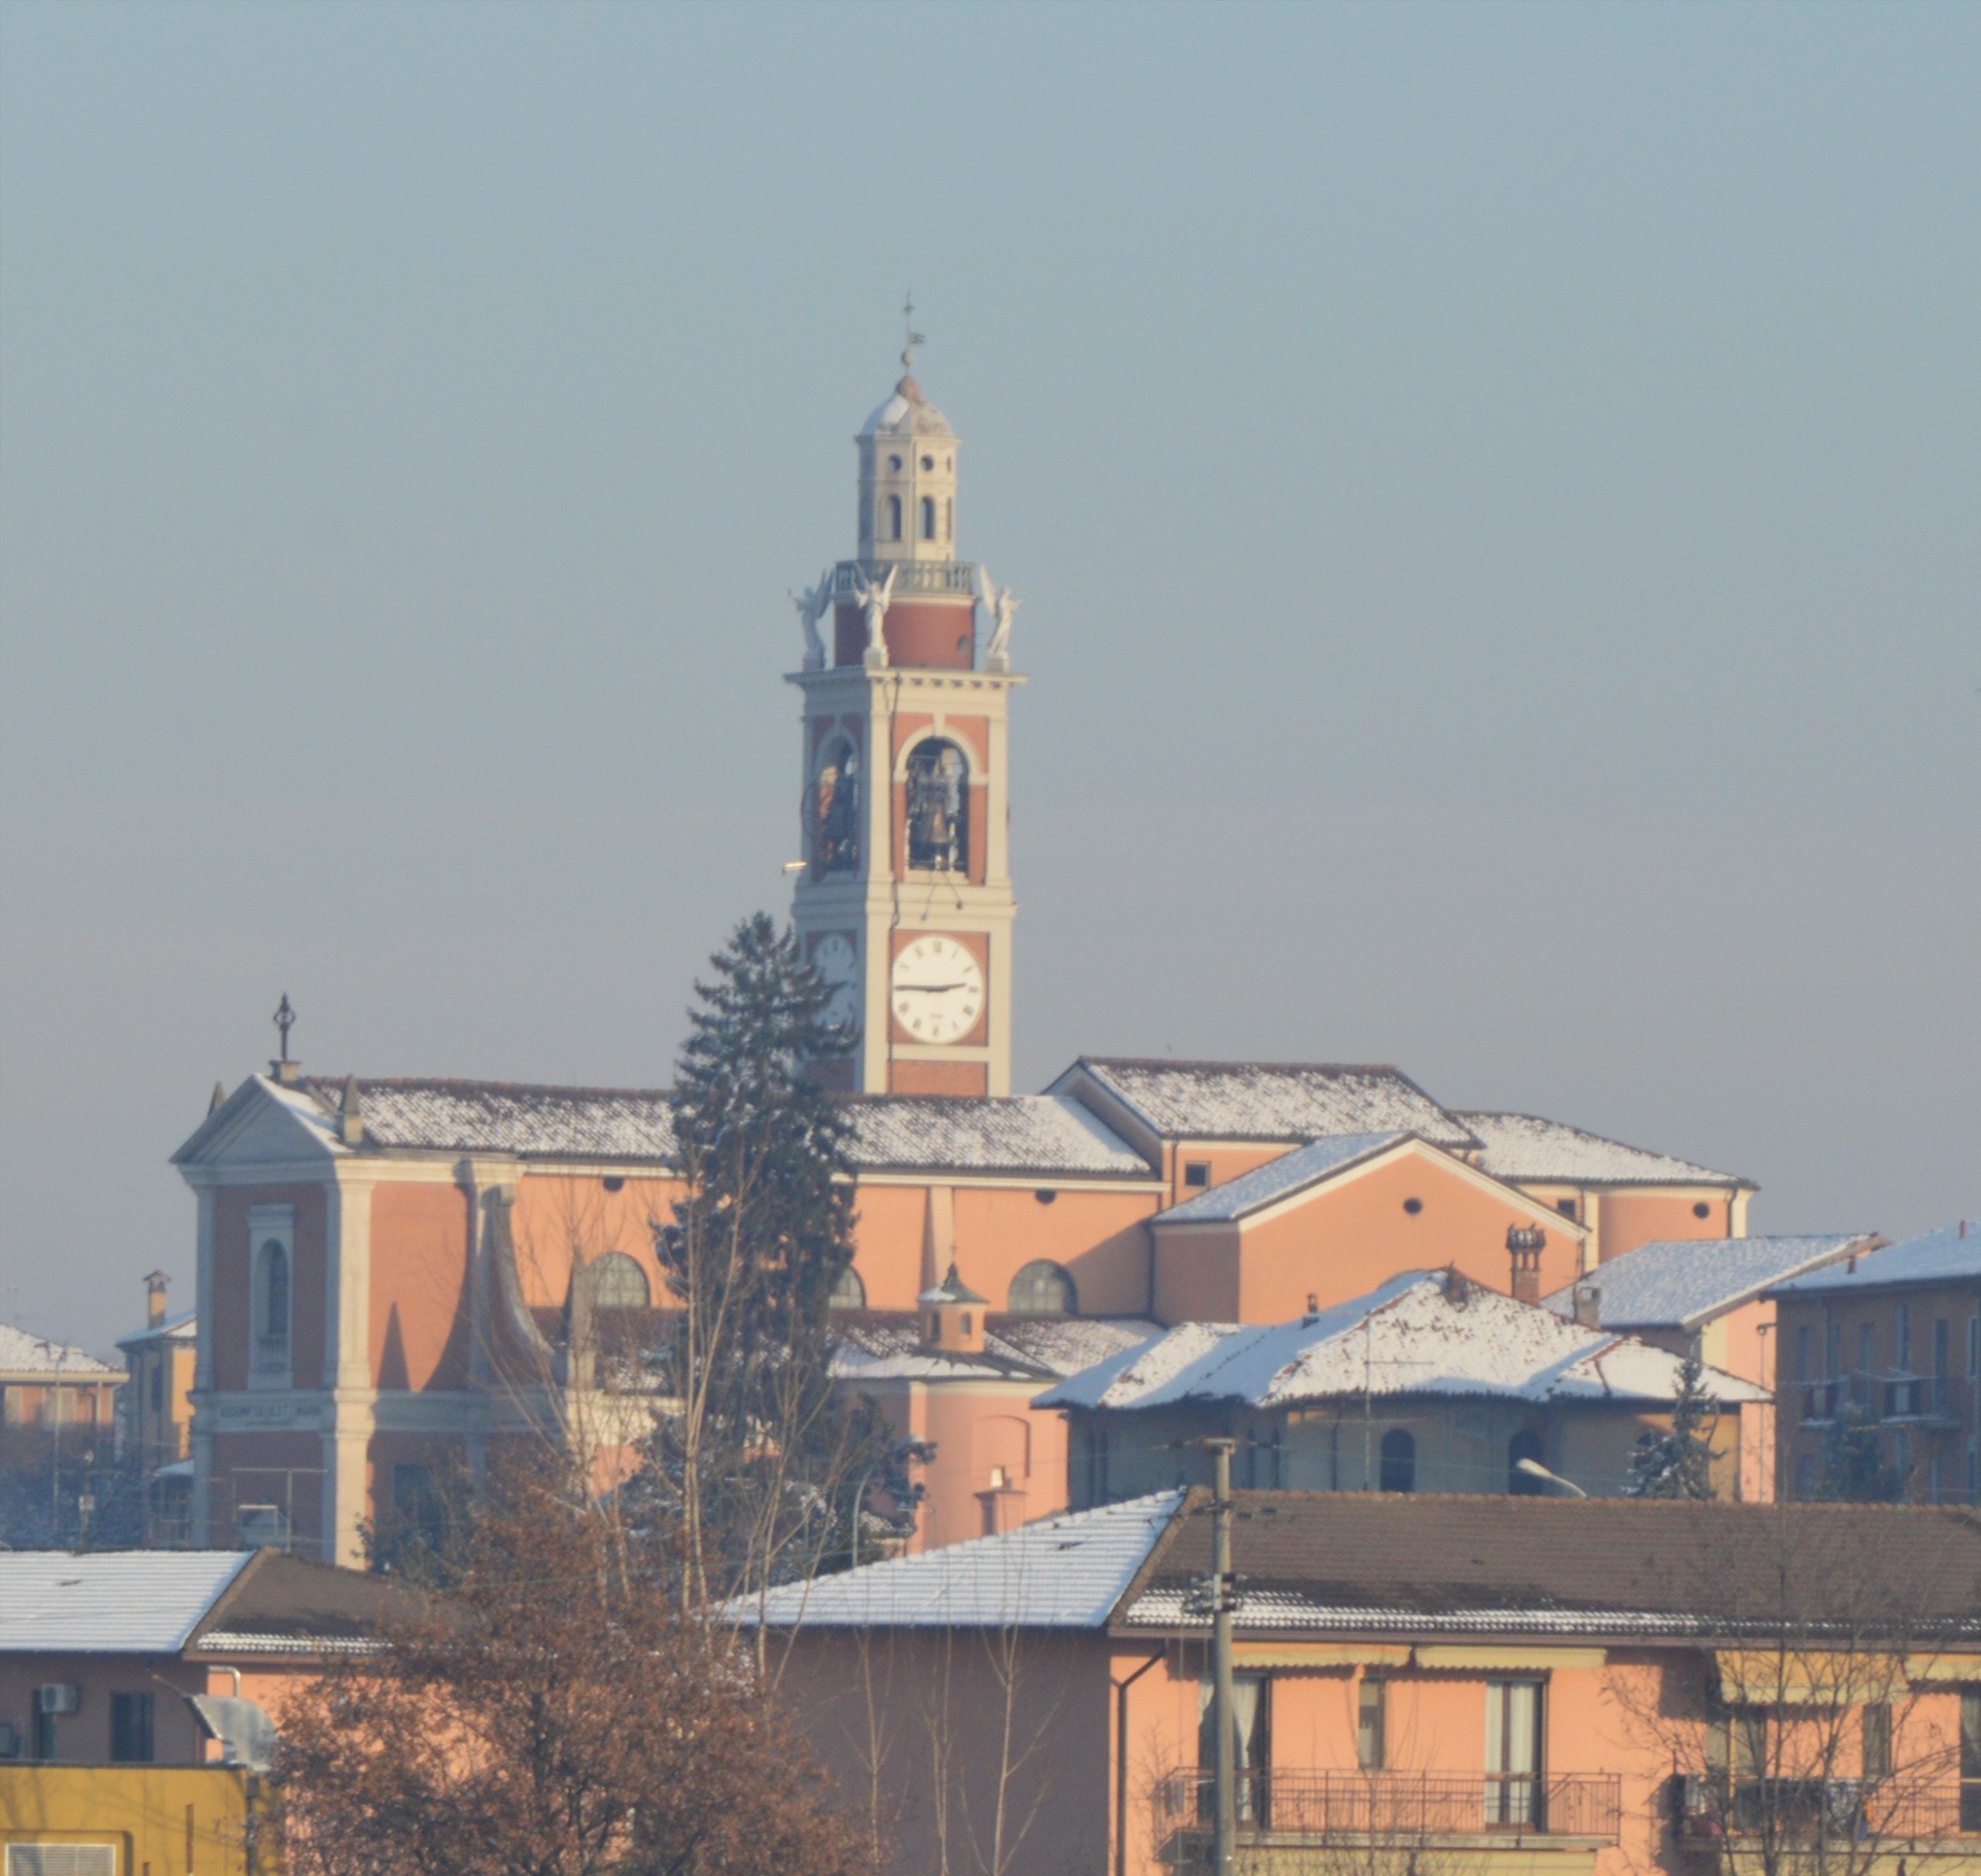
860 374 955 438
1545 1234 1880 1330
1453 1110 1749 1188
1770 1224 1981 1296
742 1492 1184 1630
1154 1133 1410 1224
832 1315 1162 1384
1034 1273 1768 1412
0 1322 123 1380
0 1552 251 1653
841 1095 1150 1178
117 1310 198 1353
1064 1059 1477 1150
263 1080 1150 1179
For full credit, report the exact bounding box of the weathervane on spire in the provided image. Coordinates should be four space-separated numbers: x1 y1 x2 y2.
901 290 925 374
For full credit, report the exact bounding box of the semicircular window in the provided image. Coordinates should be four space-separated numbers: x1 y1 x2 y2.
905 738 969 872
591 1253 651 1310
829 1265 867 1311
1007 1260 1077 1317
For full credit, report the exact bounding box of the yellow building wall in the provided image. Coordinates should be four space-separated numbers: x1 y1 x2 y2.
0 1764 269 1876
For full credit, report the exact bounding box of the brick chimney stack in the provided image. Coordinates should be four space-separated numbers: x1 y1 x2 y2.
1507 1226 1547 1307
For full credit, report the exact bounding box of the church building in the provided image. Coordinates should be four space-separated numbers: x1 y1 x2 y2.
173 351 1757 1565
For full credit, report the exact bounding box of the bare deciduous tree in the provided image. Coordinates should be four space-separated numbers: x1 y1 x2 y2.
277 1458 871 1876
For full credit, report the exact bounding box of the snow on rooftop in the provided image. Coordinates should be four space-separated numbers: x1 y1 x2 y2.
1073 1060 1476 1150
0 1552 252 1653
1771 1224 1981 1295
742 1492 1184 1630
1035 1274 1767 1412
1155 1133 1410 1224
284 1081 1149 1178
832 1315 1162 1384
0 1322 122 1378
1454 1110 1746 1187
1545 1234 1877 1330
841 1095 1150 1176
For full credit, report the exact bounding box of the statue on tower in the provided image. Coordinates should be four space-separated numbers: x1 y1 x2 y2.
851 565 897 669
978 568 1022 673
790 570 832 671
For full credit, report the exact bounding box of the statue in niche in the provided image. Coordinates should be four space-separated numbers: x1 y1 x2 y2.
813 738 860 874
851 565 897 668
790 570 832 671
978 569 1022 673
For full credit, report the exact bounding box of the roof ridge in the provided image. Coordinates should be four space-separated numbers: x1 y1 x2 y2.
1084 1057 1416 1077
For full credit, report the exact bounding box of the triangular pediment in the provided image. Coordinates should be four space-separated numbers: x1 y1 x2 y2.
171 1075 340 1171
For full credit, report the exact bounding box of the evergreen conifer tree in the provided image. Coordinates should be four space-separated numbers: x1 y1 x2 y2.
648 914 886 1602
1818 1400 1899 1502
1624 1354 1718 1499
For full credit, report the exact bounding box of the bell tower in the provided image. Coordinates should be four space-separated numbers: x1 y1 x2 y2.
788 333 1022 1097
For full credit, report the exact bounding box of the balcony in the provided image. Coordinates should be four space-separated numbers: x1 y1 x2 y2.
1675 1775 1981 1848
1881 1374 1959 1425
1155 1768 1623 1859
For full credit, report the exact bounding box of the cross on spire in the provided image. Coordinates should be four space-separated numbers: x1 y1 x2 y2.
273 992 296 1064
901 290 925 373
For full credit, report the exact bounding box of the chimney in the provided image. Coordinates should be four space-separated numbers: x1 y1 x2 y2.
144 1271 169 1329
918 1262 989 1356
337 1075 365 1148
1571 1282 1601 1329
1302 1292 1321 1326
1507 1225 1547 1306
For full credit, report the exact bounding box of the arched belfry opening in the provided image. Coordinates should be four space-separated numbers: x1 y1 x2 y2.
905 739 969 873
812 734 860 876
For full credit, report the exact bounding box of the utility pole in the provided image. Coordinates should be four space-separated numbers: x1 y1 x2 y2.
1204 1436 1237 1876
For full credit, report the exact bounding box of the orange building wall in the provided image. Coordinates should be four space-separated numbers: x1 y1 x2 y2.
952 1186 1158 1317
208 1430 323 1552
507 1173 683 1310
1155 1150 1585 1328
857 1378 1075 1552
1597 1190 1731 1260
1162 1142 1291 1208
369 1183 474 1391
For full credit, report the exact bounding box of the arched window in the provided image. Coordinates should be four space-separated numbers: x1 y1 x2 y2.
260 1241 289 1341
812 736 860 874
1508 1429 1546 1495
905 738 969 872
1379 1429 1416 1494
829 1265 867 1310
590 1253 650 1310
921 495 937 540
1007 1260 1077 1316
886 494 903 542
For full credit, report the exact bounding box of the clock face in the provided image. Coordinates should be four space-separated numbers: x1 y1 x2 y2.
890 935 985 1045
812 934 860 1032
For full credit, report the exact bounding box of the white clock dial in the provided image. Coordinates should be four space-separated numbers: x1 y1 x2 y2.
812 934 860 1032
889 936 985 1045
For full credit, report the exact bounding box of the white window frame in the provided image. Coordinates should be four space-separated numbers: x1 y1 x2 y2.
247 1203 295 1390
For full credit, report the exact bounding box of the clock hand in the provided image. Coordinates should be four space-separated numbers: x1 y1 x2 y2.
895 982 969 994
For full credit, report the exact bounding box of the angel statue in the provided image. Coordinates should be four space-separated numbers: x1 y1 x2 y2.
851 565 897 668
980 571 1022 672
790 570 833 671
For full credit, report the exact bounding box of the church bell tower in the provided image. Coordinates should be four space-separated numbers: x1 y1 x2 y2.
788 333 1022 1097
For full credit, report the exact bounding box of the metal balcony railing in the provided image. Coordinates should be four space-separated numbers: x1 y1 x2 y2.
1155 1769 1624 1844
830 558 979 597
1675 1775 1981 1842
1882 1374 1957 1422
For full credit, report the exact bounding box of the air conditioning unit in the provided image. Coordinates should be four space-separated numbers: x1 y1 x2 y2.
37 1683 81 1716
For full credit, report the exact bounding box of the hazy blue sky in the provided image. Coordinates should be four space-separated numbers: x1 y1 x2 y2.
2 2 1975 1354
